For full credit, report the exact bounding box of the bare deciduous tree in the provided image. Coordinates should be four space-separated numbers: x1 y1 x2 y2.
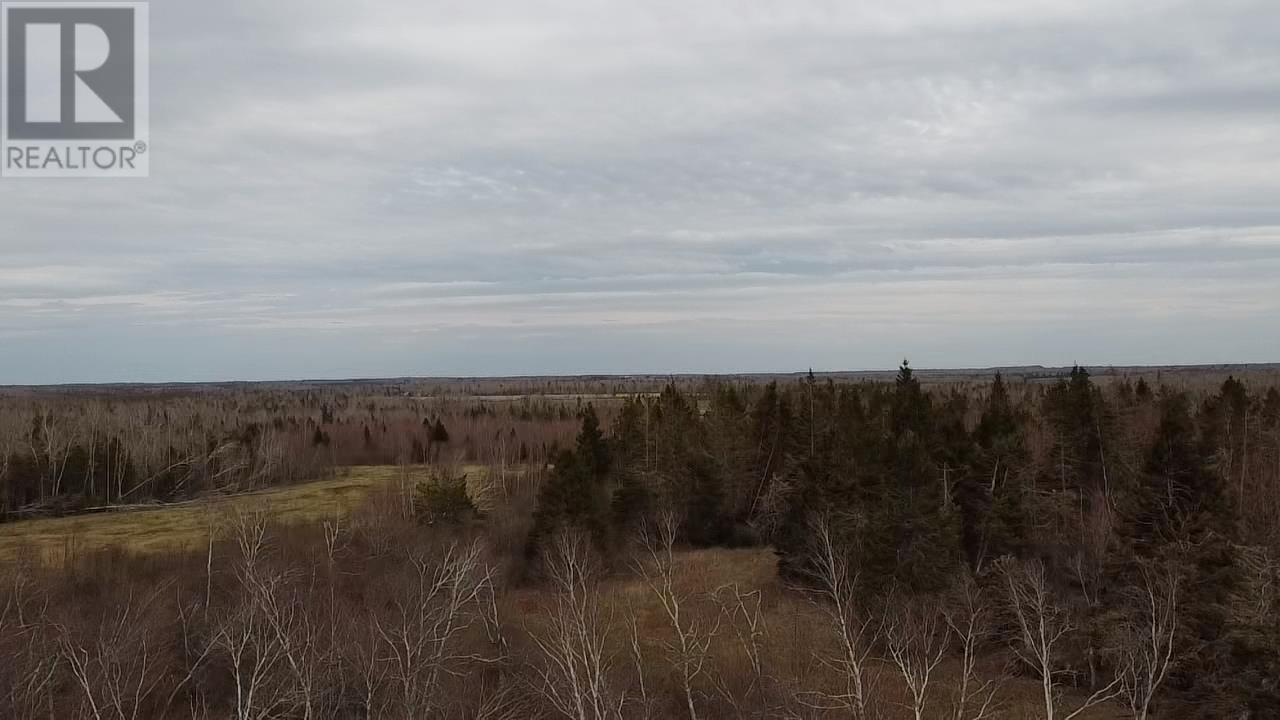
943 576 1002 720
340 621 388 720
527 532 624 720
1232 544 1278 626
716 579 762 696
472 675 531 720
884 591 947 720
625 605 655 720
59 588 168 720
796 514 882 720
247 572 330 720
997 556 1123 720
0 567 57 720
1110 560 1180 720
635 512 719 720
373 541 500 717
214 511 291 720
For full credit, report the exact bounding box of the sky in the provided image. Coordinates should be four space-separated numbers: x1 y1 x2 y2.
2 0 1279 384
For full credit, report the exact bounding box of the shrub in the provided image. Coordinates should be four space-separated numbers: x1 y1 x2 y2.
414 471 478 525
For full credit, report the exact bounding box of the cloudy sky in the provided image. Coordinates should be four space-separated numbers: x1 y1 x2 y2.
2 0 1279 383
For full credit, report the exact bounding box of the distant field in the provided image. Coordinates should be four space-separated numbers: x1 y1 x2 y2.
413 392 657 402
0 464 490 562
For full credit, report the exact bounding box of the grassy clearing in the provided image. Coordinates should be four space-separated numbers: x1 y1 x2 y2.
0 464 489 561
567 546 1122 720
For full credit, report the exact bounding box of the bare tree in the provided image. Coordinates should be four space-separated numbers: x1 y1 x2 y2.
0 568 57 720
997 556 1123 720
340 621 388 720
796 514 882 720
942 576 1002 720
373 541 500 718
215 583 291 720
527 532 624 720
624 605 655 720
161 599 217 719
635 512 719 720
472 675 531 720
29 404 75 501
1110 560 1181 720
59 587 169 720
883 591 947 720
1232 544 1279 626
712 581 768 707
247 571 330 720
213 511 291 720
0 419 14 496
320 512 346 631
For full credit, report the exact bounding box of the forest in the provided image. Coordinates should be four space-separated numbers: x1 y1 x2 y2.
0 365 1277 719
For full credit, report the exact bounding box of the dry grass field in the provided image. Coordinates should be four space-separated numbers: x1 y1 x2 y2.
0 464 492 562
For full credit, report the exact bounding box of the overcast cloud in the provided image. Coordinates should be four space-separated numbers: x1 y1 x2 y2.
2 0 1279 383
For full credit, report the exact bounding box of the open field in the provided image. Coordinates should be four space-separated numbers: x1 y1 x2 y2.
0 464 491 561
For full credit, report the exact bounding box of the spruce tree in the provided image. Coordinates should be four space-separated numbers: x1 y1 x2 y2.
1135 376 1153 402
885 360 960 591
1110 392 1245 714
525 405 614 565
959 373 1029 568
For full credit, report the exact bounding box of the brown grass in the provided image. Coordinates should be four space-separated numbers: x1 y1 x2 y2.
568 546 1126 720
0 464 491 561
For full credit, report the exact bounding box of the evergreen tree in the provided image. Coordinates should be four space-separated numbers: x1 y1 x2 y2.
1135 376 1153 402
958 373 1029 568
883 360 961 591
1201 377 1249 509
526 405 614 564
1263 387 1280 424
610 396 649 468
427 419 451 462
774 383 872 582
1109 392 1248 715
748 382 794 508
574 404 609 477
702 382 755 531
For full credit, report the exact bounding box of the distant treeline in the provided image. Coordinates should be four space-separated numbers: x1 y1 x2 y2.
0 389 587 518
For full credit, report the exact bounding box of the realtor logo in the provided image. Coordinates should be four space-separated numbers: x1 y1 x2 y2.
2 2 148 177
